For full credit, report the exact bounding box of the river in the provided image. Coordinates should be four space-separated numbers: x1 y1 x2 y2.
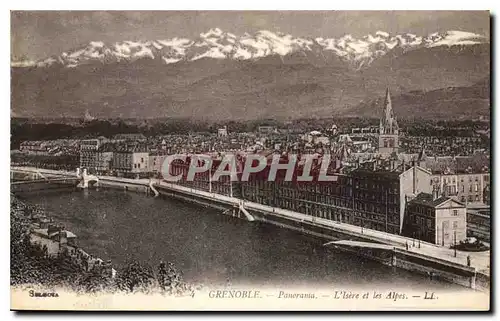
20 188 464 290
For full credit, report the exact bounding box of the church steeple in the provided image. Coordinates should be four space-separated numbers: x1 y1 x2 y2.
380 88 398 135
378 88 400 154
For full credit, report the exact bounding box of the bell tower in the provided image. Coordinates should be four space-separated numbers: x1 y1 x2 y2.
378 88 399 154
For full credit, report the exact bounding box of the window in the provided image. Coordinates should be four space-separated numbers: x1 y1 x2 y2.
452 210 458 216
141 157 144 163
452 221 458 229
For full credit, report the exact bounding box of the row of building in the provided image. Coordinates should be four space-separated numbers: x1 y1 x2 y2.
168 156 470 246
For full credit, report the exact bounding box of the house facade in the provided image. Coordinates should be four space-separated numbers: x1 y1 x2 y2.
405 193 467 246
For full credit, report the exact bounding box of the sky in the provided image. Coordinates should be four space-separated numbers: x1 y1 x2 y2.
11 11 490 61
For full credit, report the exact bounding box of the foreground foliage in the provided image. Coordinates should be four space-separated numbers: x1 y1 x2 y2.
11 195 195 296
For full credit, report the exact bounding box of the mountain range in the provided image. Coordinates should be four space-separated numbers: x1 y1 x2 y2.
11 28 490 120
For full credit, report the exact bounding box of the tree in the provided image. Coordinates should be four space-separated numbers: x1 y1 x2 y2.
115 260 156 293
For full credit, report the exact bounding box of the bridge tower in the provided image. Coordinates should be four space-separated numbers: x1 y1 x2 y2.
76 167 99 189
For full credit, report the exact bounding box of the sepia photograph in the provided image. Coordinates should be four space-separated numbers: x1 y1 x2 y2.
9 10 491 311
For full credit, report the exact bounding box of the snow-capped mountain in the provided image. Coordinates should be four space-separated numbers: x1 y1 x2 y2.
11 27 490 120
12 28 488 69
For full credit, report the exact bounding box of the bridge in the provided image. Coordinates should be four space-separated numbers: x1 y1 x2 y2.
10 176 81 193
11 177 80 186
11 167 99 189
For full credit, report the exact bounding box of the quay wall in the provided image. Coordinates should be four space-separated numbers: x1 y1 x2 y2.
97 178 150 194
154 182 489 292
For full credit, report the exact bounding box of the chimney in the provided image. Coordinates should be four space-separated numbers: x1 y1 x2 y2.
432 185 439 201
442 180 449 198
413 162 417 194
47 224 60 236
59 231 68 245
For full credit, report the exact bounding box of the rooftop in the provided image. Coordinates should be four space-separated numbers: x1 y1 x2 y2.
409 192 463 208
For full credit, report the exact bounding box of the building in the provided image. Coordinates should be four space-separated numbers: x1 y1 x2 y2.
466 205 490 242
112 143 149 178
112 133 147 142
350 165 432 234
327 124 338 136
79 139 101 171
167 156 242 198
258 125 278 134
149 152 168 176
303 131 330 146
420 153 490 205
404 192 467 246
30 224 77 258
378 89 399 154
350 136 372 152
95 143 115 175
351 126 378 134
218 126 228 137
79 139 115 174
19 141 50 154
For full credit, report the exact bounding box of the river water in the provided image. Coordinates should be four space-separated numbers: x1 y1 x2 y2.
21 188 463 290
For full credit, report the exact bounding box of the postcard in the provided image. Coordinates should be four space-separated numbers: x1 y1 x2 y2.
10 10 490 311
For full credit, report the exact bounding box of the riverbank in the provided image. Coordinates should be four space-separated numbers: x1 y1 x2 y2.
10 194 195 296
10 195 116 285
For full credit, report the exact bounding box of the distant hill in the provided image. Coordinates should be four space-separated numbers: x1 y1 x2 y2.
348 77 490 119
